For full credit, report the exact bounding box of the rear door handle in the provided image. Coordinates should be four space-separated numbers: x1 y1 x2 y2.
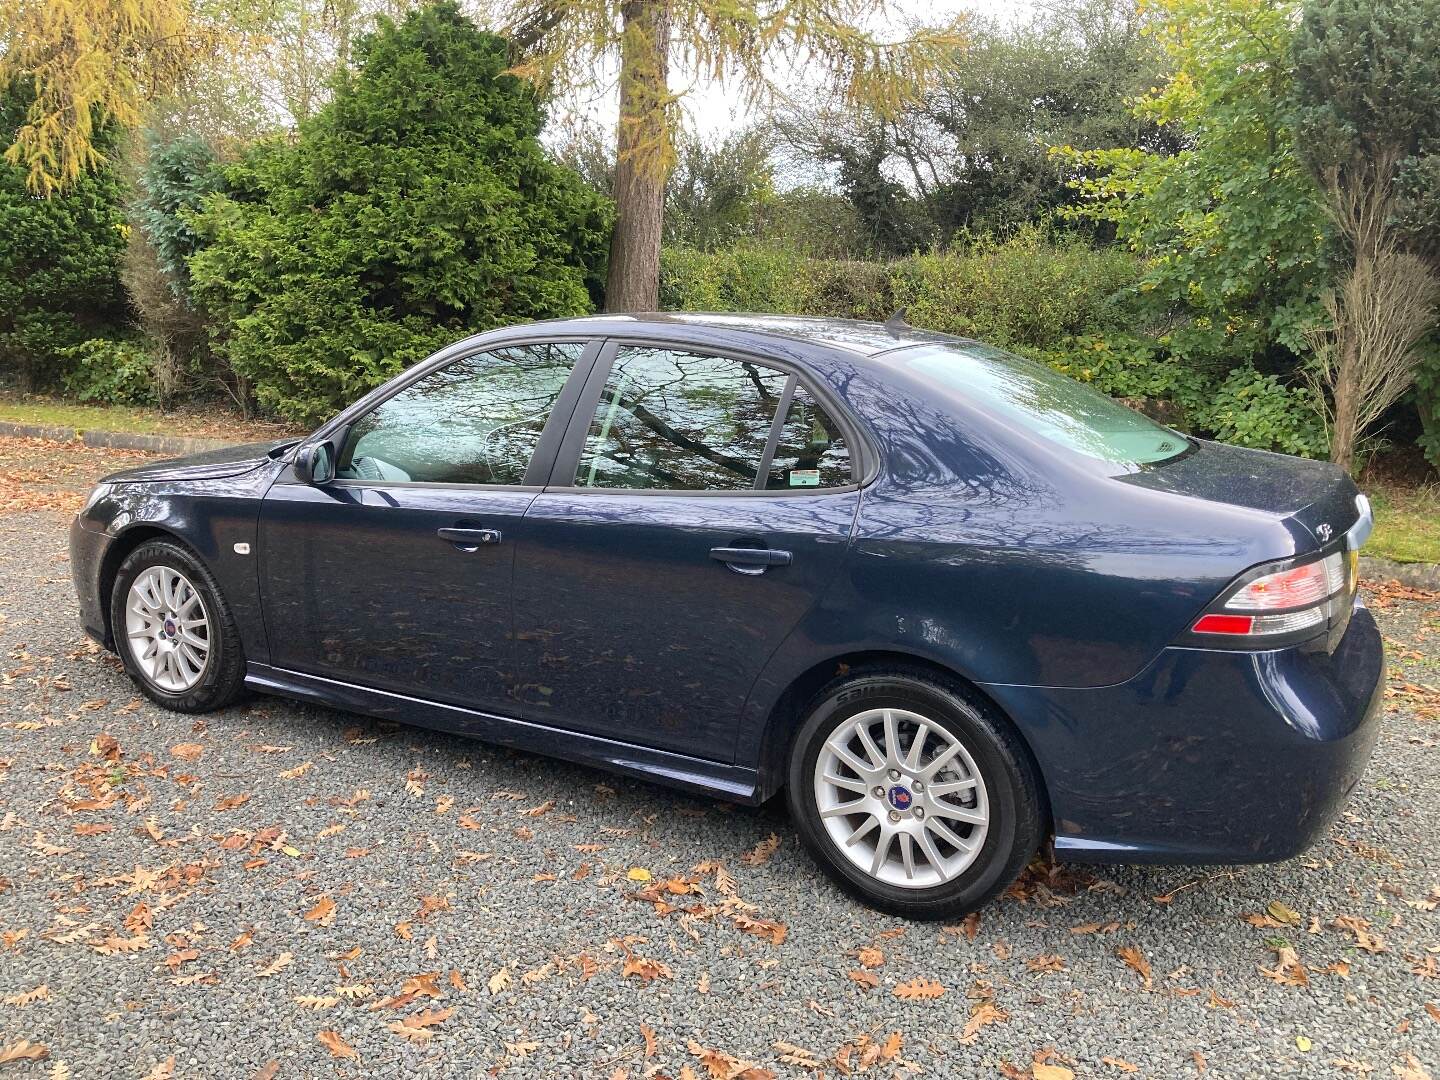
437 527 502 549
709 546 792 572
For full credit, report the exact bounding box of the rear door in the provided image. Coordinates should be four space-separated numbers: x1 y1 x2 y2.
259 340 595 714
511 340 861 760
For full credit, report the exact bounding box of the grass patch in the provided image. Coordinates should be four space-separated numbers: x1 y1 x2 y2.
0 396 305 443
1365 478 1440 564
0 398 177 435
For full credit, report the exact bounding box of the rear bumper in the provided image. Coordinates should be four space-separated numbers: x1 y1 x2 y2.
983 600 1385 864
69 515 113 648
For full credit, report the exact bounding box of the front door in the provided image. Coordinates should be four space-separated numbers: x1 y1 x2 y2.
259 340 592 713
511 342 860 760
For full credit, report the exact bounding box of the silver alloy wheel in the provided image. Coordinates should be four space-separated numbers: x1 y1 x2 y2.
125 566 210 694
812 707 989 889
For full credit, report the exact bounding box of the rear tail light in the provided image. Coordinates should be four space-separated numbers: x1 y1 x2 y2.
1223 555 1344 611
1190 551 1354 642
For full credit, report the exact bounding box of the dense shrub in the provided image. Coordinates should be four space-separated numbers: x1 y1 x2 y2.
59 338 158 405
659 245 807 312
1412 339 1440 468
886 230 1141 348
1197 367 1329 458
189 4 613 424
125 135 237 409
0 83 129 392
135 135 222 301
1026 334 1214 421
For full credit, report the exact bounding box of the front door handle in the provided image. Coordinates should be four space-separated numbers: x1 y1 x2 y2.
709 546 792 574
437 527 502 549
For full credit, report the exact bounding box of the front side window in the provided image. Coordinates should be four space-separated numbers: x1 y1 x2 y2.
893 342 1189 466
336 342 584 485
573 346 789 491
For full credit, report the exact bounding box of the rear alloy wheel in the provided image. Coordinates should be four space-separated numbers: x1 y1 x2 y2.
110 539 246 713
813 706 989 888
787 670 1042 919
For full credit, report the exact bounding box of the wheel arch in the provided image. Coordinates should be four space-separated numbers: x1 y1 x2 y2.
753 649 1052 824
97 525 195 648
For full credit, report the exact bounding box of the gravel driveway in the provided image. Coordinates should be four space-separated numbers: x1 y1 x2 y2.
1 436 1437 1079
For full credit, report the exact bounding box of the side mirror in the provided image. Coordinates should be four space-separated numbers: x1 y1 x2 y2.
293 440 336 486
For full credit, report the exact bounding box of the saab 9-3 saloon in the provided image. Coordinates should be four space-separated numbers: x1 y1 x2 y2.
71 313 1383 918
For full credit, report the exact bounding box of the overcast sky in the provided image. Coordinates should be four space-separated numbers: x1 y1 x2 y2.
557 0 1038 141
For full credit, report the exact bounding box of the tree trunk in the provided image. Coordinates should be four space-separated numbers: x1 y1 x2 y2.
605 0 671 312
1329 350 1359 473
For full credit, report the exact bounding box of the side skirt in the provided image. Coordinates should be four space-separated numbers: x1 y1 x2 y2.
244 663 762 804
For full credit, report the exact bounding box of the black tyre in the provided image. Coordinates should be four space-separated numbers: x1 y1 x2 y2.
109 539 246 713
785 667 1044 919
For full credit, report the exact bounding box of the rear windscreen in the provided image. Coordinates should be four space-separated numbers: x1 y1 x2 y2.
891 342 1189 466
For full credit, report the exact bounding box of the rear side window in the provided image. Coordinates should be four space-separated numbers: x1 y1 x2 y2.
893 342 1189 466
572 345 852 492
764 384 851 489
336 342 583 484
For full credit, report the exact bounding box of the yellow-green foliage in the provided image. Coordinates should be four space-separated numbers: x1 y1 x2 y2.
0 0 221 193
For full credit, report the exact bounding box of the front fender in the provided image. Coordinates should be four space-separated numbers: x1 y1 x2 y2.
81 461 282 664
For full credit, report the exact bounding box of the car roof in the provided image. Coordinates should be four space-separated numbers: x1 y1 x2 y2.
509 312 959 357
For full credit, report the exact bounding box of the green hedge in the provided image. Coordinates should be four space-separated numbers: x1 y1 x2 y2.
661 228 1138 349
660 233 1330 458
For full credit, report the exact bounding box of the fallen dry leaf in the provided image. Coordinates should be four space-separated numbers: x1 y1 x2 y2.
1267 900 1302 926
1260 945 1310 988
622 955 673 984
2 984 49 1006
1027 953 1067 973
303 895 336 927
1116 945 1153 989
773 1041 823 1068
317 1029 358 1060
294 994 341 1010
958 1000 1007 1043
0 1041 48 1064
255 952 293 978
398 1007 452 1030
893 977 945 1001
740 833 781 867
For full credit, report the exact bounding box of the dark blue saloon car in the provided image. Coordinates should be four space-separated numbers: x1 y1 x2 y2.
70 314 1384 917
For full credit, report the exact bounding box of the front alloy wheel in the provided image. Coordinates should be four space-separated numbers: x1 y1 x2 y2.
125 565 211 693
110 539 246 713
788 669 1043 919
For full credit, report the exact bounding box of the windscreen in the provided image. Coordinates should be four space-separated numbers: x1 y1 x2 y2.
892 342 1189 466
